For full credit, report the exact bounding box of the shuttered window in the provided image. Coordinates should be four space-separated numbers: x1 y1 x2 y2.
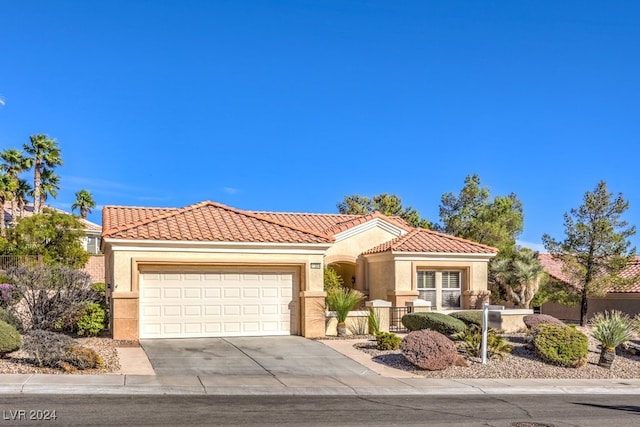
417 271 436 306
416 270 462 309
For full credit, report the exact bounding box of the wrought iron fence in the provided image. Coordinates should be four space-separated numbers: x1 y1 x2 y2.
390 306 411 333
0 255 43 271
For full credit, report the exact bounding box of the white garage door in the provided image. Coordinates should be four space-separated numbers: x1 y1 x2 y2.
139 270 297 338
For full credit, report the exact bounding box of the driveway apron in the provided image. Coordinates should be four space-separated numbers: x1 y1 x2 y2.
140 336 377 377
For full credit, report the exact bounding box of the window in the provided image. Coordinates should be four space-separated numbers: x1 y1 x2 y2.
441 271 461 308
417 271 436 306
85 236 101 255
416 270 461 309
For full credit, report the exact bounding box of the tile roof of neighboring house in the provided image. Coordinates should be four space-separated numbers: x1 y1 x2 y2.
538 253 640 293
363 228 499 255
251 211 413 235
102 201 334 244
2 203 102 232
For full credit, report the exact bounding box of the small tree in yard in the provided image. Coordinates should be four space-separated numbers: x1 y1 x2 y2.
1 208 89 269
542 181 637 326
492 247 548 308
4 265 99 331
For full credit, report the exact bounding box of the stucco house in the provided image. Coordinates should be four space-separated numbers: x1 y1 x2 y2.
101 201 498 340
538 253 640 321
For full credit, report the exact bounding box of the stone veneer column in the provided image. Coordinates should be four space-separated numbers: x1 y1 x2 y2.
365 299 392 333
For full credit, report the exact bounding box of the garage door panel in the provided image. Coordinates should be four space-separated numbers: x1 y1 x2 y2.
140 270 297 339
163 306 181 317
163 288 181 298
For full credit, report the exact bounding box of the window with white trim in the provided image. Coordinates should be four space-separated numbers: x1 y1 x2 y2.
417 271 436 306
417 270 462 309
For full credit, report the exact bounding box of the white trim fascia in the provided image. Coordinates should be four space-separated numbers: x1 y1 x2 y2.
102 238 331 255
333 218 407 242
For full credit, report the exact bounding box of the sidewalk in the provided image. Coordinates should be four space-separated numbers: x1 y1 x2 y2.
1 341 640 395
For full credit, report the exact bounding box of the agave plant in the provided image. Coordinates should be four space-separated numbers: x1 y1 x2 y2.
589 310 636 369
326 288 363 336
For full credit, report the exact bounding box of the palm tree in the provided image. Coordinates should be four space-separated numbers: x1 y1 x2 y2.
492 248 547 308
29 167 60 209
0 148 28 225
72 189 95 219
14 178 32 218
23 134 63 214
0 173 17 236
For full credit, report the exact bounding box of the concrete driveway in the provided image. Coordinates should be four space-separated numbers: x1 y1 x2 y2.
140 336 377 377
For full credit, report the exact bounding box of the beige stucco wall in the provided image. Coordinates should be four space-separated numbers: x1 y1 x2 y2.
325 226 400 263
542 293 640 322
104 242 328 340
364 255 491 309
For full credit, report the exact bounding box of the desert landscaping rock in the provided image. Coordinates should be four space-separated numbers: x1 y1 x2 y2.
0 337 120 374
356 327 640 379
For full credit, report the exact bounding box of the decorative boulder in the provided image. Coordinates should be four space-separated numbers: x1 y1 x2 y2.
400 329 460 371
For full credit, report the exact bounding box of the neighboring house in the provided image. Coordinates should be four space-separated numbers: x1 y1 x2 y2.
2 204 105 283
102 201 498 340
538 253 640 321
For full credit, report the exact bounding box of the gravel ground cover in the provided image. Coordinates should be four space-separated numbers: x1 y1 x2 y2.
354 327 640 379
0 337 123 375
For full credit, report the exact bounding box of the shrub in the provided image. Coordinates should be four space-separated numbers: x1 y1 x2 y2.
376 332 401 350
0 320 21 356
452 325 513 360
76 303 107 336
323 267 343 294
449 311 483 327
400 329 462 371
0 283 19 308
4 265 96 331
368 310 381 336
22 330 75 368
532 324 588 367
0 307 23 332
65 345 104 370
523 314 565 330
401 312 467 336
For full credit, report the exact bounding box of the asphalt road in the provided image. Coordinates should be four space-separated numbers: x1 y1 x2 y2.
0 394 638 426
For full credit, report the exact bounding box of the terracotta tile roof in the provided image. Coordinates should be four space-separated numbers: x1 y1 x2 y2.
363 228 499 255
102 201 333 244
2 203 102 232
538 253 640 293
251 211 413 235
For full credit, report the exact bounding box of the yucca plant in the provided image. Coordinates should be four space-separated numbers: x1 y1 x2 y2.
452 325 514 360
326 288 363 336
589 310 636 369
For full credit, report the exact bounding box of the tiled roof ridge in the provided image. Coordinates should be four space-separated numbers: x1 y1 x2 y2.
104 201 334 242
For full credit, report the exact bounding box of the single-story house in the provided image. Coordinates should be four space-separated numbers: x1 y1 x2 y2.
2 203 105 283
101 201 498 340
538 253 640 321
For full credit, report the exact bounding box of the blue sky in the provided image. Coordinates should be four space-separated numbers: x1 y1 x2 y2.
1 1 640 251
